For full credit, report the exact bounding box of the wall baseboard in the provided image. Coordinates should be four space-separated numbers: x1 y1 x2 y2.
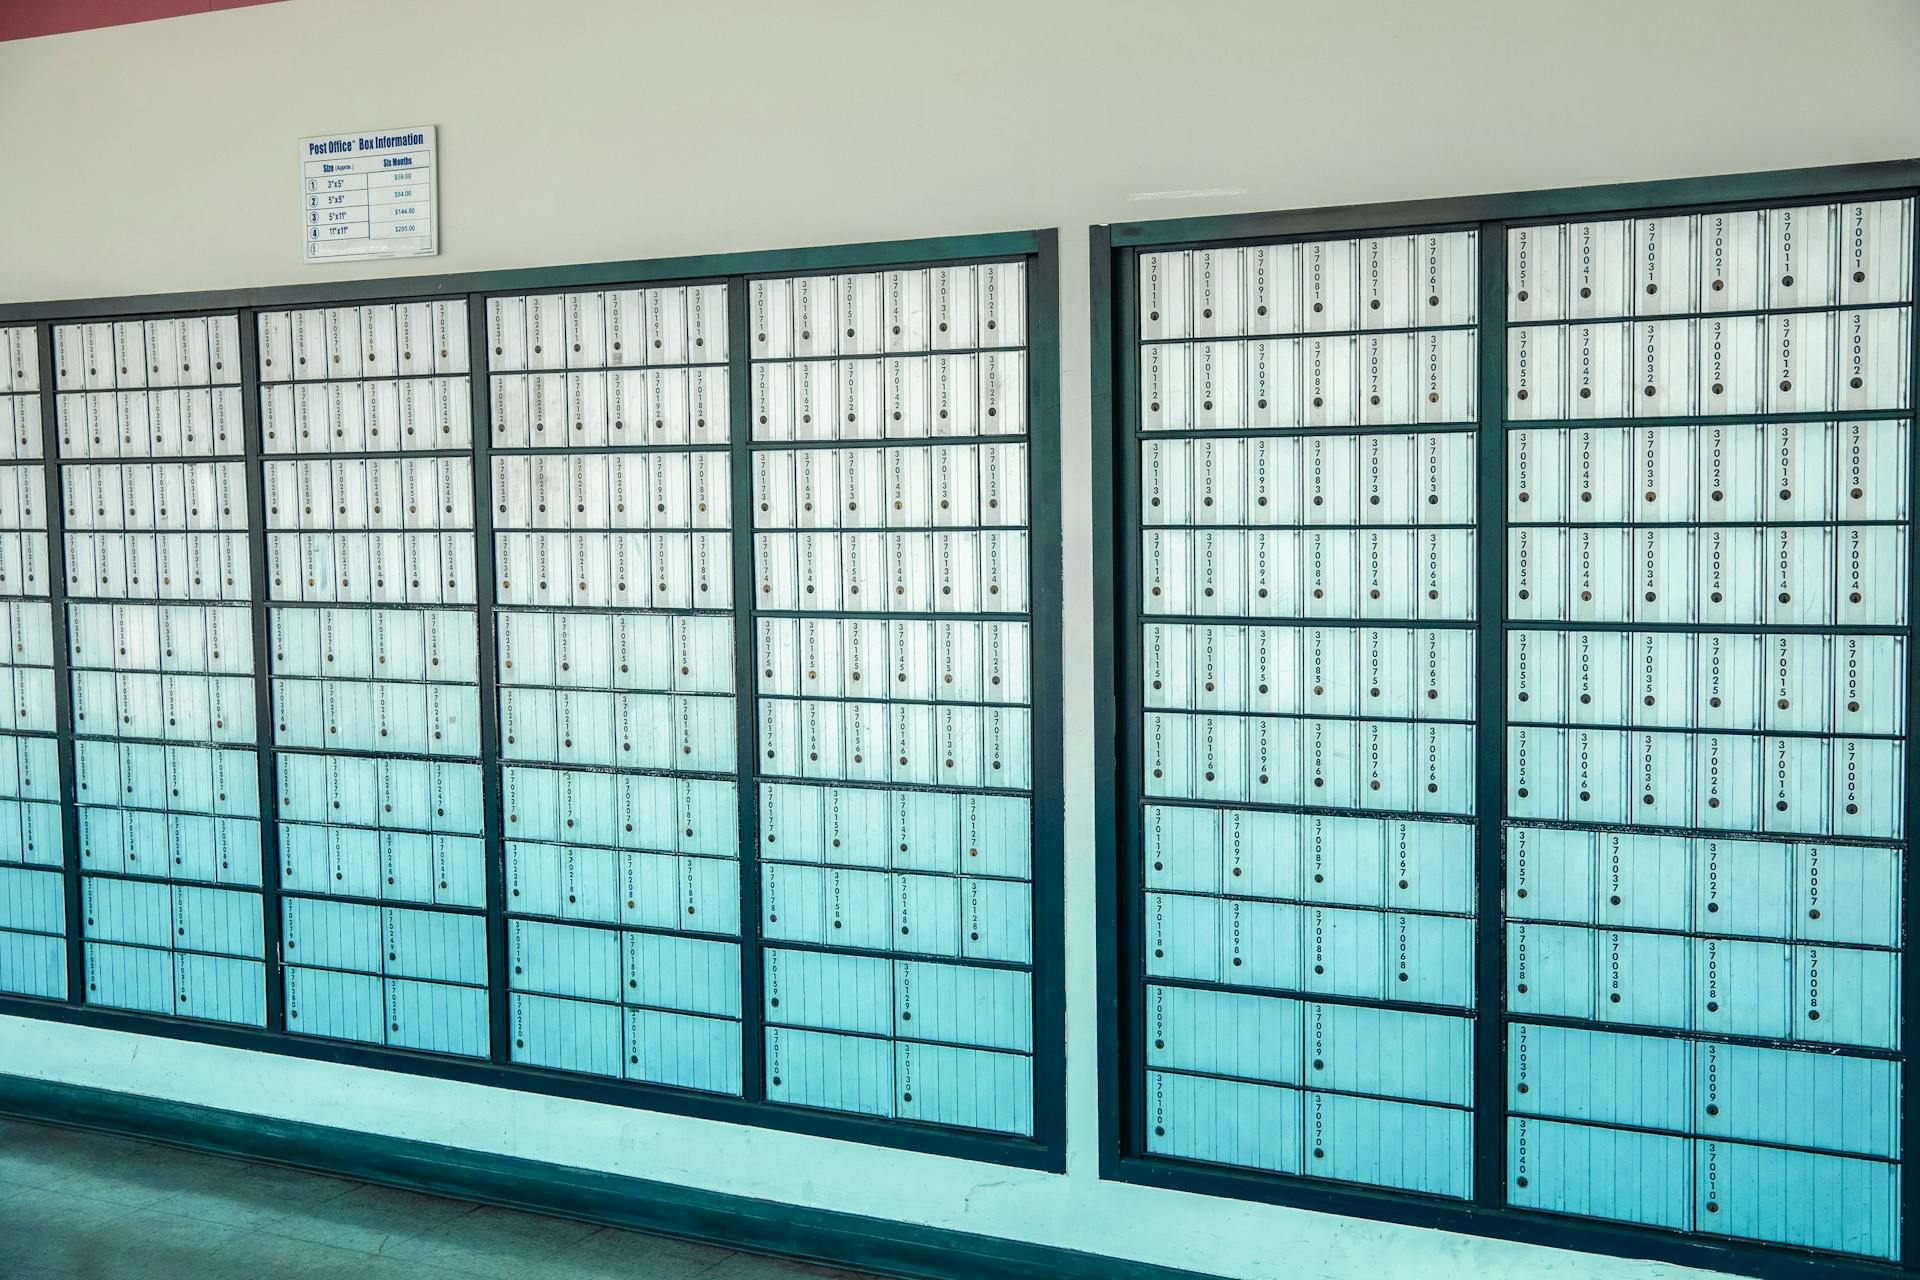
0 1074 1216 1280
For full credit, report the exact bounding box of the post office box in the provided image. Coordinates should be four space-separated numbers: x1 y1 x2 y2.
1190 341 1244 433
1758 525 1833 627
1835 307 1910 413
1243 528 1299 619
928 264 978 352
1594 830 1690 932
1593 927 1690 1030
1795 841 1900 947
1630 215 1695 314
1567 727 1630 825
1678 207 1764 316
1567 323 1630 419
789 360 835 442
1509 1021 1689 1131
1190 436 1243 524
1754 437 1832 547
1506 628 1562 723
1506 323 1564 421
1354 430 1413 522
1183 246 1246 339
1565 219 1631 318
1634 730 1697 828
928 353 980 437
1190 529 1244 616
1760 734 1832 836
1506 726 1567 820
1507 527 1565 622
1247 623 1300 714
1297 525 1359 621
1624 424 1692 523
1630 527 1693 625
1766 311 1838 415
1684 838 1792 944
1795 944 1898 1050
1299 336 1356 429
1829 422 1907 531
1189 712 1243 803
1134 343 1189 437
1511 1114 1695 1232
1565 628 1628 727
1692 526 1761 628
1838 524 1907 628
1832 634 1903 741
1691 730 1761 832
1505 823 1593 923
1835 198 1914 311
1142 802 1220 894
1763 203 1837 309
1564 527 1626 622
1301 904 1384 1001
826 866 893 951
1623 630 1690 728
1699 1138 1898 1259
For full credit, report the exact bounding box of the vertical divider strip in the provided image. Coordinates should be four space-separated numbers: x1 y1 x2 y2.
1470 223 1508 1206
1900 211 1920 1271
468 293 510 1066
1112 252 1145 1158
37 321 82 1005
728 278 765 1100
1025 235 1067 1151
238 309 287 1033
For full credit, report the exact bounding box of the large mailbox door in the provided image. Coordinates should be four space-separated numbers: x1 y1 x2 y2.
750 263 1041 1137
1498 198 1913 1260
261 300 489 1059
1128 230 1481 1196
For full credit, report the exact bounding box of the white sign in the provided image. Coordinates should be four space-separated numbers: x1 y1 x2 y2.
301 125 438 263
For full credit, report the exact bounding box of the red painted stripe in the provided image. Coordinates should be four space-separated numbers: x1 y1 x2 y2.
0 0 284 43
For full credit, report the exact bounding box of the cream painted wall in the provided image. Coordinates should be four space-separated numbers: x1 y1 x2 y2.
3 2 1919 1277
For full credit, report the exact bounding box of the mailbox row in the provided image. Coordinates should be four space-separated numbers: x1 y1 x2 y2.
1505 824 1900 946
1508 923 1898 1049
1508 1116 1898 1258
54 389 243 459
64 531 246 602
1142 622 1474 720
752 529 1031 614
1505 201 1916 321
1140 804 1473 915
1140 432 1475 527
1139 333 1476 432
1507 524 1905 627
54 317 242 391
258 304 469 383
749 352 1028 443
1141 528 1474 621
1506 726 1902 838
748 267 1027 359
1145 893 1474 1009
758 616 1029 705
490 368 727 448
263 457 473 531
492 450 729 530
487 288 728 371
1506 420 1908 524
1139 233 1479 339
1142 711 1474 815
752 443 1030 531
1507 311 1911 421
262 377 472 454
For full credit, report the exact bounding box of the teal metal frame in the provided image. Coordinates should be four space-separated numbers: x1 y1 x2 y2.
0 227 1067 1172
1092 159 1920 1279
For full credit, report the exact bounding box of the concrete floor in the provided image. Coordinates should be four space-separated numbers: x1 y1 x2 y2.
0 1115 881 1279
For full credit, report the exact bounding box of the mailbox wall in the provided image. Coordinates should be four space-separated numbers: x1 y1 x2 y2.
4 2 1920 1279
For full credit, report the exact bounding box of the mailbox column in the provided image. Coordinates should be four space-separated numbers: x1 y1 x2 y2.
1502 199 1914 1260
